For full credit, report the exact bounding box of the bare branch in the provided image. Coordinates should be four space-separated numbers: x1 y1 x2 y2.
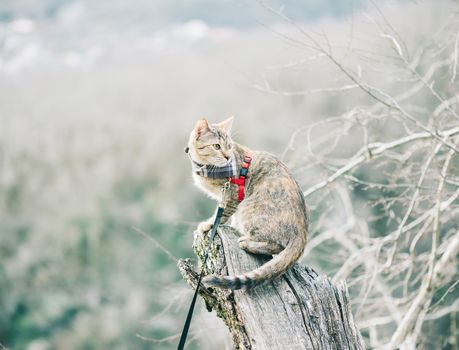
303 126 459 198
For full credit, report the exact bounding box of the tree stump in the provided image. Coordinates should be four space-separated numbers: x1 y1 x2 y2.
178 226 365 350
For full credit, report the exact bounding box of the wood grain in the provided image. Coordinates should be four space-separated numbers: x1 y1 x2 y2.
178 225 365 350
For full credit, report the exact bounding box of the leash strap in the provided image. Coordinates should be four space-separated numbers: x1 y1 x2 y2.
177 183 229 350
229 153 252 202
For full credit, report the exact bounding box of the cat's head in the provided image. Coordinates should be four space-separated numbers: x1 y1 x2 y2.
186 117 234 166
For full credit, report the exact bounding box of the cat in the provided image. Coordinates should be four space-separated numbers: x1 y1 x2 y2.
186 117 309 289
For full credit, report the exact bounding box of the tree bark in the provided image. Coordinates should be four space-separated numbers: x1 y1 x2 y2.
178 226 365 350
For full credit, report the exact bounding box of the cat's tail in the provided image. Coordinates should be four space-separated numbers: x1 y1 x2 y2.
202 234 306 290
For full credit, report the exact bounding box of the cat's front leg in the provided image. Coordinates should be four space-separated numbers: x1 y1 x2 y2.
193 218 213 251
197 219 214 234
196 201 238 234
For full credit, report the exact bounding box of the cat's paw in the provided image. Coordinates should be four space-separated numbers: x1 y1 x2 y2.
197 220 213 234
238 236 251 249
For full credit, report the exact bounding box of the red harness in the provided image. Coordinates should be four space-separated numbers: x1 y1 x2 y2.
229 153 252 202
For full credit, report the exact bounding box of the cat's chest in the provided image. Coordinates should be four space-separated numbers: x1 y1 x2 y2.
193 173 225 200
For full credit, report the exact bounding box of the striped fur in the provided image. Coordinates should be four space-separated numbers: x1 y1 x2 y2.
202 237 306 289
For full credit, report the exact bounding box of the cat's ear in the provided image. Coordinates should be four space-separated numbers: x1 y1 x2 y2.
194 118 210 138
216 116 234 134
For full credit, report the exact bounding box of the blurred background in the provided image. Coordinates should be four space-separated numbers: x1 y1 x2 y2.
1 0 458 349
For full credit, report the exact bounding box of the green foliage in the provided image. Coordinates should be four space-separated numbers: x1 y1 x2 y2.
0 167 200 349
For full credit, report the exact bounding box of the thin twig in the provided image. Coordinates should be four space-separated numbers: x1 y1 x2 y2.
132 226 178 262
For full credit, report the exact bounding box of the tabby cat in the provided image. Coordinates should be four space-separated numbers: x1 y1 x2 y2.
186 117 309 289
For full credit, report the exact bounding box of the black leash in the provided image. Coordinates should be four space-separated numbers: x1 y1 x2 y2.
177 183 229 350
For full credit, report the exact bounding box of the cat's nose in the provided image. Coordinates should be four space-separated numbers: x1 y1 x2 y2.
184 146 190 153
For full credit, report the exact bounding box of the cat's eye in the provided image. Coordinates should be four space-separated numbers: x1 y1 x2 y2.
213 144 221 150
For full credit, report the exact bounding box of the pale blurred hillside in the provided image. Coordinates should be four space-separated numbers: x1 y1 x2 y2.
0 0 456 349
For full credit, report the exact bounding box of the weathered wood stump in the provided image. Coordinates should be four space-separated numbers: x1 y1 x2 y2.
178 226 365 350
